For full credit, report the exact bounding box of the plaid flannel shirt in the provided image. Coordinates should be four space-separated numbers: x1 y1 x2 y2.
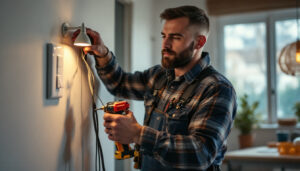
96 52 237 170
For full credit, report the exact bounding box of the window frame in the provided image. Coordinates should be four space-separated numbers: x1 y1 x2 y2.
216 8 297 123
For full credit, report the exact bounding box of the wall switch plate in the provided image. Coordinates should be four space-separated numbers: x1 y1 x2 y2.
47 43 63 99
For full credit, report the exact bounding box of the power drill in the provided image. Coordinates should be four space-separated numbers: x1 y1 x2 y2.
100 101 135 160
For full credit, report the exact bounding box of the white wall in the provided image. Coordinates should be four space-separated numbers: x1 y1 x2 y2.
0 0 115 170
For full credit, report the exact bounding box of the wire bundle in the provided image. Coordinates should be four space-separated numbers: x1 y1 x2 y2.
81 51 106 171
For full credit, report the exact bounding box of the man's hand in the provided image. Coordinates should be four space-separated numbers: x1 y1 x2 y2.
72 28 107 56
103 110 142 144
72 28 112 67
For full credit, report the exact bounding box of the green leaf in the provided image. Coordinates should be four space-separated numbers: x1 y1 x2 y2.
234 94 260 135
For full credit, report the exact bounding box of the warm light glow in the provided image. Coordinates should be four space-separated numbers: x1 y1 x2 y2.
74 42 91 47
296 52 300 63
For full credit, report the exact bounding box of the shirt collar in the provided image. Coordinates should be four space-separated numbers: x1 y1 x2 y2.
183 51 211 84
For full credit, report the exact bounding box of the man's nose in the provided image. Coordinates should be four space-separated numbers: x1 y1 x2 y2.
162 38 172 49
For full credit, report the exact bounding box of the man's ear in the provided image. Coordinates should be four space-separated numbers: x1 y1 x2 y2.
195 35 206 49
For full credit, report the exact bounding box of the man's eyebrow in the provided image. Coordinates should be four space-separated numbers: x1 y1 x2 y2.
169 33 183 37
160 32 184 37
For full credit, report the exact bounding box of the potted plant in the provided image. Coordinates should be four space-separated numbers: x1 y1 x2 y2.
234 94 260 149
293 102 300 122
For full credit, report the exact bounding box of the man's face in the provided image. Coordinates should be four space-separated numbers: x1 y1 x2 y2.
161 17 195 69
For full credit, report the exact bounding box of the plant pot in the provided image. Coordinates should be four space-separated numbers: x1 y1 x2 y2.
239 134 254 149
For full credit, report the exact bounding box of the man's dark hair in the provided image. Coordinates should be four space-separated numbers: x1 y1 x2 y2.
160 5 209 33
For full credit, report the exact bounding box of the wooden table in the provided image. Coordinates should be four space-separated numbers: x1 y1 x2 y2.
224 146 300 171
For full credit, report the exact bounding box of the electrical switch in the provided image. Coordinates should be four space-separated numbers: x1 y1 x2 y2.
47 43 63 99
56 55 64 89
56 75 63 88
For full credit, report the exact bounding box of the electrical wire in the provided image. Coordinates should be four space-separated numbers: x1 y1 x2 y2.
80 51 105 106
80 50 105 171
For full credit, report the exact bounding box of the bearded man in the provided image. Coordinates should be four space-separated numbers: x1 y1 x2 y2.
80 5 237 171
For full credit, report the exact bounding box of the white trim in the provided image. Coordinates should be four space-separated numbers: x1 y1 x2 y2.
266 16 277 124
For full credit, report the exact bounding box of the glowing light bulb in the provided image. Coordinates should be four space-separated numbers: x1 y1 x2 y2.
296 51 300 63
74 42 91 47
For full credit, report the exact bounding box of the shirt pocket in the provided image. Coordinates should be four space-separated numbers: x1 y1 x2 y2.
148 109 166 131
167 108 189 135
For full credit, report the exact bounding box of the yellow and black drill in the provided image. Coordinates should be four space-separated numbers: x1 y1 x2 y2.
100 101 135 160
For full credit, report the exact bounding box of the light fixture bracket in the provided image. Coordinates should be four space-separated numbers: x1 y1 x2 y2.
61 22 80 37
62 22 70 37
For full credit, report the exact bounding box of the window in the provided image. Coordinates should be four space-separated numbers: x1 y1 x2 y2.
275 19 300 118
224 23 268 120
219 9 300 123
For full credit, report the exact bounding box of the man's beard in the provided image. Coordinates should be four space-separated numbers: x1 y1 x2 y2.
161 42 194 69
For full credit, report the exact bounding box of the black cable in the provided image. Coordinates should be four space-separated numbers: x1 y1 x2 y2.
92 104 99 170
94 105 100 171
92 102 106 171
80 51 106 171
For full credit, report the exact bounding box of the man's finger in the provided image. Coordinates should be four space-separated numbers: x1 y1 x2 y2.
108 134 118 141
126 110 133 116
105 128 113 134
103 120 113 128
86 29 100 44
104 128 109 134
83 45 102 56
103 113 119 121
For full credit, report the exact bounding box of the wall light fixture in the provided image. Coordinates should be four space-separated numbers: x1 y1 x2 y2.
62 22 92 47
